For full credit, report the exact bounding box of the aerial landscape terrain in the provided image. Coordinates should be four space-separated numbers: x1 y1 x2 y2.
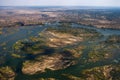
0 4 120 80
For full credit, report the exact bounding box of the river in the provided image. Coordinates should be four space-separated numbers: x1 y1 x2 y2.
0 23 120 80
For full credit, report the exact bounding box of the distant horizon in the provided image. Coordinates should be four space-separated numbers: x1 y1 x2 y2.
0 6 120 10
0 5 120 8
1 0 120 7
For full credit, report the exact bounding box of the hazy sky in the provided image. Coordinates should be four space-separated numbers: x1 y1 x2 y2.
0 0 120 7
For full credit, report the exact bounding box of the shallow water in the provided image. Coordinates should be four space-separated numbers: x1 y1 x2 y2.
0 23 120 80
0 25 47 54
72 23 120 36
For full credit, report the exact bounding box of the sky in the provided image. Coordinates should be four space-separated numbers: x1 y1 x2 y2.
0 0 120 7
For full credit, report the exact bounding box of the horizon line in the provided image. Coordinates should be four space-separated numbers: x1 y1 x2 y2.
0 5 120 8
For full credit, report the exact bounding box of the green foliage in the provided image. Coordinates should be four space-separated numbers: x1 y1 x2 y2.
47 25 101 41
0 28 2 35
0 66 15 80
11 53 22 58
105 35 120 43
63 74 84 80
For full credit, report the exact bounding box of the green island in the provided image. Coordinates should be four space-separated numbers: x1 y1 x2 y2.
0 6 120 80
0 22 118 80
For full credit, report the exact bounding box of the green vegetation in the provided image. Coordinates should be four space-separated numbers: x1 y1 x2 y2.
0 66 15 80
11 53 22 58
46 24 101 40
0 28 2 35
64 46 85 58
62 74 84 80
0 6 120 80
0 22 119 80
81 65 120 80
62 65 120 80
13 40 24 51
105 35 120 43
88 45 112 62
38 78 56 80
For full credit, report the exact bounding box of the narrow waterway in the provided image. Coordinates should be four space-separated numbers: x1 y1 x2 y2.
0 23 120 80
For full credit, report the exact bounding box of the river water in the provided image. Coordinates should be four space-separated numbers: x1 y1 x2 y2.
0 23 120 80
